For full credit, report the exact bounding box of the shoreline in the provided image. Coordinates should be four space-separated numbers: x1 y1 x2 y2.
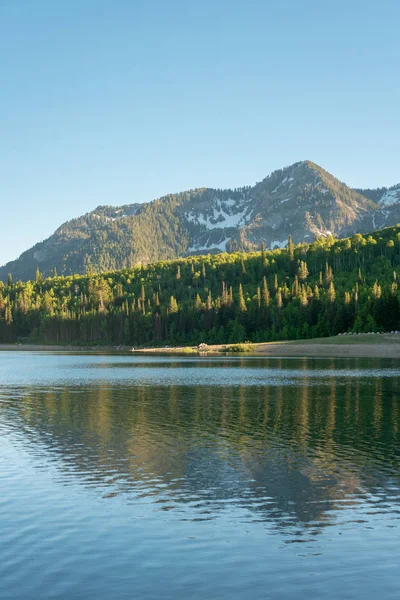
139 341 400 359
0 344 129 353
1 335 400 358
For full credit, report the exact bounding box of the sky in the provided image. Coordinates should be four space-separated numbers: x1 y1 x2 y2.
1 0 399 265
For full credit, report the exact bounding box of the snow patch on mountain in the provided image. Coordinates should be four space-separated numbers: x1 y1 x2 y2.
188 239 229 253
380 187 400 206
93 214 128 222
270 239 288 249
210 240 228 252
271 174 296 194
223 197 236 208
185 197 250 230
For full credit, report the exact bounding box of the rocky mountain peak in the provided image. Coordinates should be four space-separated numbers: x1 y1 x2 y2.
0 161 398 281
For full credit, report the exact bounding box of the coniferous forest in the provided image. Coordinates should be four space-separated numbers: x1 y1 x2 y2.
1 226 400 346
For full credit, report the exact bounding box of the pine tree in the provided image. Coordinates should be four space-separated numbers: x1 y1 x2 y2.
195 294 202 310
256 287 261 311
287 235 294 261
221 282 228 306
325 263 333 284
298 260 309 281
372 280 382 299
276 289 283 309
292 275 300 298
169 295 179 313
238 284 247 312
206 292 212 311
327 281 336 303
261 242 267 267
262 276 270 308
5 300 13 324
300 286 308 306
273 274 278 294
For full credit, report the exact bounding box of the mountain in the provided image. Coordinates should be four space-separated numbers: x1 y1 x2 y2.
1 160 399 282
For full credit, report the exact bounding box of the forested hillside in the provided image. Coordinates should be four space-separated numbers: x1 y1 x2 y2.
1 160 399 282
1 226 400 346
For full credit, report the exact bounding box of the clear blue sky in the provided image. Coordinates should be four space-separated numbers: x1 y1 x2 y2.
1 0 399 265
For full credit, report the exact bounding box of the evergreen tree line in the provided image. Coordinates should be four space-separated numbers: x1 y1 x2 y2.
1 226 400 346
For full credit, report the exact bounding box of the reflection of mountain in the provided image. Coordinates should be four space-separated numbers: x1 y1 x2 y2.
1 371 400 531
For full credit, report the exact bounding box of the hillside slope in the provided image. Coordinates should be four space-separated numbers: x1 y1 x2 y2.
1 160 399 281
1 225 399 346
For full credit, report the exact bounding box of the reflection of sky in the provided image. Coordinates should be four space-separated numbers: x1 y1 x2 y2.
1 353 400 599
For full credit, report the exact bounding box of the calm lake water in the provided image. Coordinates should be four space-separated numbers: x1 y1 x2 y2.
1 352 400 599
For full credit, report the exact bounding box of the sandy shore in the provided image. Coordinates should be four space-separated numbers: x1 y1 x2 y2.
139 336 400 358
1 336 400 358
253 342 400 358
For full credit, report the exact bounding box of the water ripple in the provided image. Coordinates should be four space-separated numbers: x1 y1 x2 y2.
0 353 400 599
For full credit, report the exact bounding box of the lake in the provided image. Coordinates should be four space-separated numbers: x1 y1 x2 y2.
1 352 400 599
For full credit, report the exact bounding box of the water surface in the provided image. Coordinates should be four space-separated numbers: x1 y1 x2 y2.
1 352 400 599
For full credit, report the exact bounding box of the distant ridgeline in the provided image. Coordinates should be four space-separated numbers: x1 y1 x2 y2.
0 226 400 346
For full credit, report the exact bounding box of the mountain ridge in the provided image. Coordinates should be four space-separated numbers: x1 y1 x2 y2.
1 160 399 282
